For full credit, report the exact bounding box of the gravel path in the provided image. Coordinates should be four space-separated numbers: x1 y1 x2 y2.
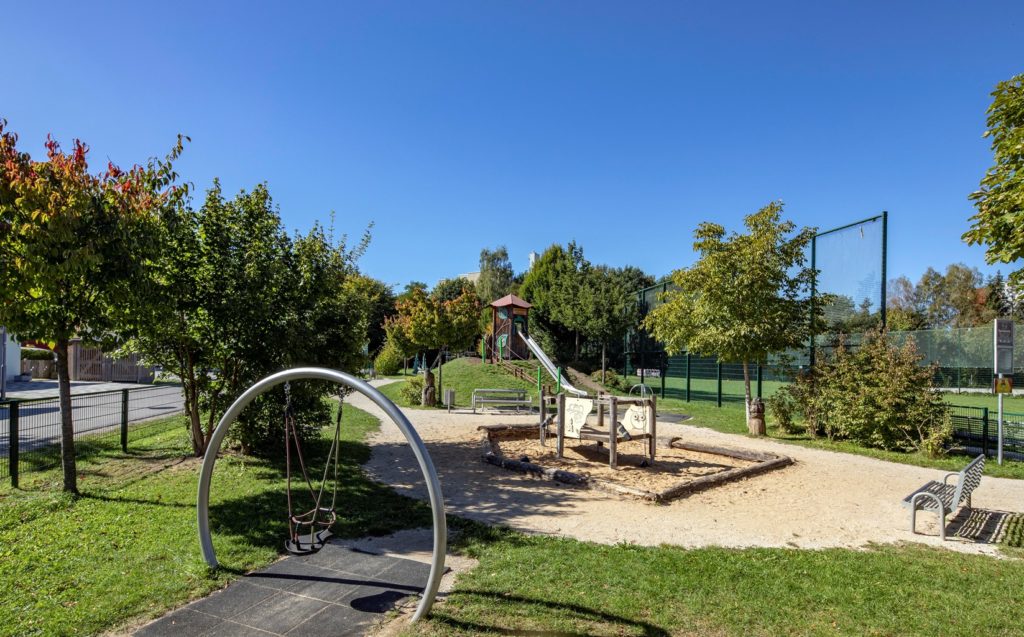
355 380 1024 556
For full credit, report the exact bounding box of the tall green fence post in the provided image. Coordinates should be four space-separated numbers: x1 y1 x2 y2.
716 361 723 408
982 407 990 457
9 402 18 488
120 389 129 452
685 353 691 402
661 356 666 399
756 364 763 399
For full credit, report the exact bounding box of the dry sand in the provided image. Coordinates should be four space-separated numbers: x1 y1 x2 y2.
354 380 1024 556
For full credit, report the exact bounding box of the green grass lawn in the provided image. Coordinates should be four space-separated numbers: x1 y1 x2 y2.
940 391 1024 413
0 404 430 637
379 357 541 409
405 521 1024 637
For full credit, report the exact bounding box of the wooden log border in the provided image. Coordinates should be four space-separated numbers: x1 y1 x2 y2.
478 424 793 503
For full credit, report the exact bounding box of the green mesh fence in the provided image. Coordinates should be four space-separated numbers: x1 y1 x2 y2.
812 214 887 344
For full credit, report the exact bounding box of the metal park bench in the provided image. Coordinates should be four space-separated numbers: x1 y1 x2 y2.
902 454 985 541
472 388 532 414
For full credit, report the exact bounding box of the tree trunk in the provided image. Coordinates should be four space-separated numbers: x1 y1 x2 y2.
183 351 205 457
54 338 78 494
601 341 607 384
743 361 766 436
574 331 580 363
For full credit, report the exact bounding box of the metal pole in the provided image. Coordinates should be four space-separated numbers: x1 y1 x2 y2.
9 402 18 488
685 353 691 402
880 210 888 328
809 235 817 368
121 389 129 452
998 380 1004 465
1 326 7 400
716 361 723 408
609 395 618 469
982 407 989 457
556 392 565 459
756 364 763 399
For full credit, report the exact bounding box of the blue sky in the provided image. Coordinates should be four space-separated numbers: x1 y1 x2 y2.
3 1 1022 291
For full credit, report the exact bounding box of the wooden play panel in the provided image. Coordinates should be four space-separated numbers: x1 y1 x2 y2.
480 423 792 502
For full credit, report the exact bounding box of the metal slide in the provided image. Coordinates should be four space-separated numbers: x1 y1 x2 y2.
516 328 588 396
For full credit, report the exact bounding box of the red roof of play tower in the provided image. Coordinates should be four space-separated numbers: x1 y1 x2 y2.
490 294 532 309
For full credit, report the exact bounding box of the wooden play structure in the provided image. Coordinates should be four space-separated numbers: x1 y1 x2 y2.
487 294 531 362
538 388 657 469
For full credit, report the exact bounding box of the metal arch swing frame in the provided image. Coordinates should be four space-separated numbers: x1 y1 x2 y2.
197 367 447 623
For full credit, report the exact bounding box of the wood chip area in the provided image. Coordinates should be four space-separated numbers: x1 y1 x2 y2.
489 428 756 494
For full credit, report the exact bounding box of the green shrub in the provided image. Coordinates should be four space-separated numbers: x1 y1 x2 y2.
767 385 800 434
400 376 424 406
374 339 404 376
590 369 628 392
792 330 950 456
21 347 55 360
228 381 333 455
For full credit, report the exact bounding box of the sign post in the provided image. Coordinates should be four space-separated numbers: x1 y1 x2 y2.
994 319 1015 465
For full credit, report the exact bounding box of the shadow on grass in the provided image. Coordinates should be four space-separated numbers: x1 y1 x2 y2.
429 590 669 637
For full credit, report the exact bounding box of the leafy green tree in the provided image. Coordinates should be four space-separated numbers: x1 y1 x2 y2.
965 73 1024 285
343 274 395 356
644 202 820 434
132 182 370 454
581 265 648 383
432 277 475 303
520 242 591 361
0 122 186 492
394 282 481 397
476 245 515 303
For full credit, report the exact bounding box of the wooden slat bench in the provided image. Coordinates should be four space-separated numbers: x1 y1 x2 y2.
472 388 532 414
902 454 985 541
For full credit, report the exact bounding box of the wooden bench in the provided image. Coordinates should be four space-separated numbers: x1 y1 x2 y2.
902 454 985 541
472 388 532 414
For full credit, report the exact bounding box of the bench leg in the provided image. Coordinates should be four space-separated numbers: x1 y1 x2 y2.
910 507 918 535
939 512 946 541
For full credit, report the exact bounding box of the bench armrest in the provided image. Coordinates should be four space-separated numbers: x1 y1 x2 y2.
942 472 961 486
910 491 946 513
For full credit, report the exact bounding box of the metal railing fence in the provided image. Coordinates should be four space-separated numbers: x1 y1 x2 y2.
0 384 184 486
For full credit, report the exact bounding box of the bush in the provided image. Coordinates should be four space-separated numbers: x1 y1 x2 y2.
374 339 404 376
228 381 333 455
788 330 950 456
21 347 55 360
768 385 800 434
400 376 424 406
591 369 628 392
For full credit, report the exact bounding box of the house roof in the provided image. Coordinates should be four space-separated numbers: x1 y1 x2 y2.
490 294 532 309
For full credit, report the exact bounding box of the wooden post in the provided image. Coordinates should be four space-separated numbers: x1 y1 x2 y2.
556 393 565 458
609 395 618 469
597 391 605 429
648 394 657 464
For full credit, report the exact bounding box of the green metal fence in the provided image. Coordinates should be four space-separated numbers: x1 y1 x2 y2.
948 404 1024 459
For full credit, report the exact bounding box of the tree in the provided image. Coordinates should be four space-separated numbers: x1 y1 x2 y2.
644 202 821 434
965 73 1024 286
345 275 395 356
520 242 591 361
131 182 371 455
394 281 481 398
0 122 186 492
476 245 515 303
581 266 639 383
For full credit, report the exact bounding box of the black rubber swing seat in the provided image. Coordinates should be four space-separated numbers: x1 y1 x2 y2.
285 528 334 555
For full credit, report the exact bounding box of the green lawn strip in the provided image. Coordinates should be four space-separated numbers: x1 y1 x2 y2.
0 404 430 637
407 521 1024 637
379 358 541 410
939 391 1024 413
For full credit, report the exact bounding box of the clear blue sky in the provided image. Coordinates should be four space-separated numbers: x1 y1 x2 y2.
4 1 1022 291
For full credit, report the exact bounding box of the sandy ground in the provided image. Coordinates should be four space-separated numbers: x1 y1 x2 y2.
354 380 1024 557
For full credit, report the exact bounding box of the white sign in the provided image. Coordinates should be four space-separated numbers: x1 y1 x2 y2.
623 404 650 435
638 368 661 378
563 397 593 439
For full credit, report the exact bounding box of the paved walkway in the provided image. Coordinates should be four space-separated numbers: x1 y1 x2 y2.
136 541 431 636
2 379 150 400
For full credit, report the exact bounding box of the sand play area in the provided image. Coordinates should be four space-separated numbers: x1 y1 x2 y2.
354 381 1024 556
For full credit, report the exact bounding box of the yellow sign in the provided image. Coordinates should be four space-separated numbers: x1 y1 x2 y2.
994 377 1014 394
